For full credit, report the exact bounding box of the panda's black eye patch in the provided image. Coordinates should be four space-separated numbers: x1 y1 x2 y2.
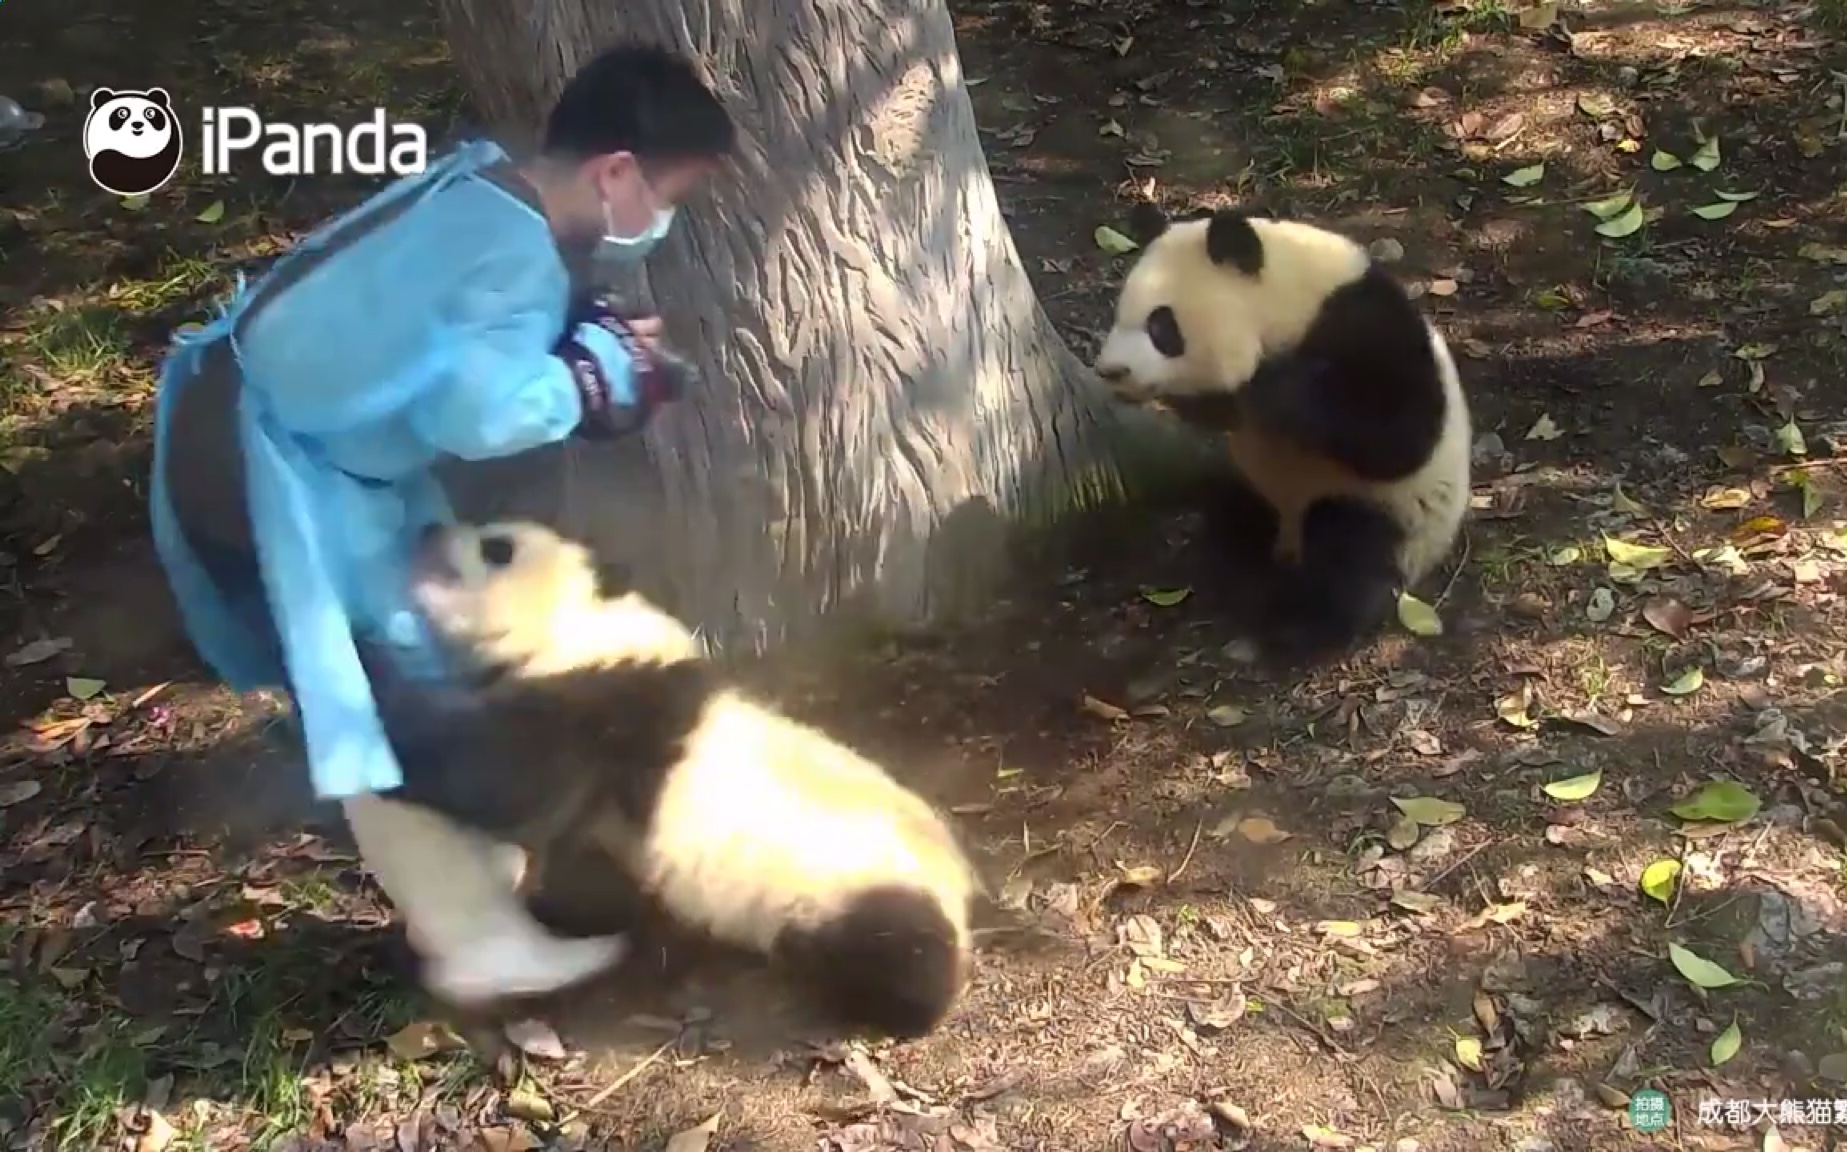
110 108 130 129
144 108 166 130
479 535 516 567
1146 306 1185 358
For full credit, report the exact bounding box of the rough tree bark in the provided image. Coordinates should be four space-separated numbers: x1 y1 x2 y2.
436 0 1136 650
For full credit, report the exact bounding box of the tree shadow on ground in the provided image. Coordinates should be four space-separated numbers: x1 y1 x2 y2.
9 662 1844 1149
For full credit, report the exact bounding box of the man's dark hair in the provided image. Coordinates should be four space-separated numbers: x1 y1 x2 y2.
543 43 735 164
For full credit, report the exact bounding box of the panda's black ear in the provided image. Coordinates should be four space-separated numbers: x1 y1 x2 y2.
1125 202 1169 246
1204 210 1266 276
145 87 172 107
90 87 115 109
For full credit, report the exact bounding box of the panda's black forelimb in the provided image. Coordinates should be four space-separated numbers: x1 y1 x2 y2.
1158 390 1245 431
1258 496 1405 665
1152 353 1319 435
359 635 714 852
1238 269 1449 484
1199 470 1282 557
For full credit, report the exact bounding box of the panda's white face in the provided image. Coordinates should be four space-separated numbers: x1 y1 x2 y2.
83 92 175 161
410 521 604 669
1093 218 1267 403
410 520 701 677
1093 212 1373 403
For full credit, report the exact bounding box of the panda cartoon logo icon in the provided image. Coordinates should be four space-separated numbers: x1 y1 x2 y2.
83 88 184 198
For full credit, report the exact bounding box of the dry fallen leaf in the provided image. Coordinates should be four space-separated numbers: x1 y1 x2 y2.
1301 1122 1357 1148
6 637 72 667
1187 991 1248 1031
1462 901 1528 929
1472 990 1500 1034
1641 597 1692 640
1610 480 1654 513
0 780 43 807
665 1112 723 1151
1593 1082 1631 1109
1081 695 1129 722
133 1109 175 1152
1393 795 1467 825
1524 413 1562 440
1205 704 1247 727
1120 914 1165 958
503 1019 568 1061
384 1020 468 1062
1116 863 1164 888
1495 693 1539 729
1391 890 1442 914
476 1127 541 1152
1817 1052 1847 1082
1234 816 1292 844
1455 1034 1484 1071
506 1086 555 1125
1699 485 1752 510
1518 1 1560 29
1432 1070 1464 1109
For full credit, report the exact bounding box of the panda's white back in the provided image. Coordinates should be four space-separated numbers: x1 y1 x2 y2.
632 692 976 952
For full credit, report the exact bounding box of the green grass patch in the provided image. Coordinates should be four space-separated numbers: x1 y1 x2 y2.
1399 0 1514 52
3 922 428 1150
1 978 151 1151
22 305 135 386
104 255 225 315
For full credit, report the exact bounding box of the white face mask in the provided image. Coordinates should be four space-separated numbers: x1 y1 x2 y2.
597 197 675 263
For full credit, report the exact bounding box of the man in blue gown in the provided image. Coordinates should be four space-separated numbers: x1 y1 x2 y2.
151 43 734 1005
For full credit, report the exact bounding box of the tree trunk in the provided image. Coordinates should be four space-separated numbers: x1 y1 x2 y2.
436 0 1134 650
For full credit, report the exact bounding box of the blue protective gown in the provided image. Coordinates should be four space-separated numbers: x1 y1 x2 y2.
150 139 617 800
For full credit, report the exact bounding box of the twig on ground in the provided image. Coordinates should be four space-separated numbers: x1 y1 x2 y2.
1771 457 1847 476
1270 999 1353 1059
1165 819 1203 884
1434 532 1472 608
1651 519 1700 567
1422 840 1490 892
558 1038 675 1125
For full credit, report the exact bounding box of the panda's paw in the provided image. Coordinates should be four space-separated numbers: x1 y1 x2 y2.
1256 586 1365 668
1257 617 1353 670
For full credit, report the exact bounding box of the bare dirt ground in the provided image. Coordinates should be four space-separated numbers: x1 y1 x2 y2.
4 0 1847 1149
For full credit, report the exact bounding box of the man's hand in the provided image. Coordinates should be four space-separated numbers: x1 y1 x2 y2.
570 301 697 413
623 314 665 354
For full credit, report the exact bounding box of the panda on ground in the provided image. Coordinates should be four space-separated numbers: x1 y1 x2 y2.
365 519 980 1042
1092 204 1473 663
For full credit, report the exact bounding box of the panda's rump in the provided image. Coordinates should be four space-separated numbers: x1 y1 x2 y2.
632 693 963 953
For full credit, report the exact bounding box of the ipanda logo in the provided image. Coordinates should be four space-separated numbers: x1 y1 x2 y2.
83 87 184 198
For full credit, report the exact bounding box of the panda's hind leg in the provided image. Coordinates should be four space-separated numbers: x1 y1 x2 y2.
1259 497 1404 665
1199 470 1282 561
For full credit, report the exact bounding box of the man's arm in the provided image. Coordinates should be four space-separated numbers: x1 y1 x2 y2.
407 246 631 461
